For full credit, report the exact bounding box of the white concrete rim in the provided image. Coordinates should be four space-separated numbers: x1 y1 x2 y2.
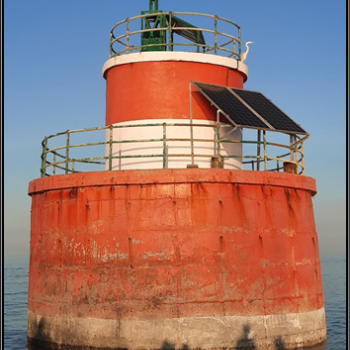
28 307 327 349
102 52 248 81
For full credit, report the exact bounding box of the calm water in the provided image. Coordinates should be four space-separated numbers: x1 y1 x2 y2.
4 255 346 350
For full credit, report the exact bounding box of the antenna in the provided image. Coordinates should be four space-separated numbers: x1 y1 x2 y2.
149 0 158 12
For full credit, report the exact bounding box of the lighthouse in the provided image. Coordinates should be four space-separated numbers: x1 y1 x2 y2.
27 1 327 349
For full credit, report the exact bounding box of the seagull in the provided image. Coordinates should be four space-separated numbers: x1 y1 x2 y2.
240 41 254 63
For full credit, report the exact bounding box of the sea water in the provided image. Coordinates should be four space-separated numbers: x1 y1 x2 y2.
4 254 346 350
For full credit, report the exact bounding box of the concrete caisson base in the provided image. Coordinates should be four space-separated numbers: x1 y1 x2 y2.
27 169 327 349
28 308 326 350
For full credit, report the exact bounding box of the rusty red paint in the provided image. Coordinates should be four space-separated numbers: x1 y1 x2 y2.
28 169 324 322
104 61 245 125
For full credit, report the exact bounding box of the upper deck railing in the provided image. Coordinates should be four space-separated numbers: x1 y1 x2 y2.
109 12 241 59
39 122 305 177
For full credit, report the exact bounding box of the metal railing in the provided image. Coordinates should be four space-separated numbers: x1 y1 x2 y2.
40 123 305 177
109 12 241 59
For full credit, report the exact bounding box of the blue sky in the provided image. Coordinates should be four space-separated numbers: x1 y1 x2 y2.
4 0 346 258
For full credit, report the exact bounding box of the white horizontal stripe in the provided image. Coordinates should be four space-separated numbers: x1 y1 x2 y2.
106 119 243 171
102 52 248 80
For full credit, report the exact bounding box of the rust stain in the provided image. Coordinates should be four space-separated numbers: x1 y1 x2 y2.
128 238 134 269
28 171 324 324
69 188 77 199
284 188 293 211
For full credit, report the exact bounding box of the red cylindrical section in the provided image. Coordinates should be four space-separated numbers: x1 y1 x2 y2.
103 54 246 125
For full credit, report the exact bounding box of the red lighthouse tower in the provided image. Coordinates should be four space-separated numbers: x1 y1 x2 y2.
27 1 327 349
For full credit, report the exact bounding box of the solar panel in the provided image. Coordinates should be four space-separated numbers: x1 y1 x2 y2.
166 15 206 45
192 82 308 135
230 88 307 134
193 82 268 129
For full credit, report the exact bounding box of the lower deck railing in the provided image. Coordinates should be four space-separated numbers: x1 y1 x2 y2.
40 123 304 177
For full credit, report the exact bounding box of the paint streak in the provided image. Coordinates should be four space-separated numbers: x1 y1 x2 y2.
28 170 324 324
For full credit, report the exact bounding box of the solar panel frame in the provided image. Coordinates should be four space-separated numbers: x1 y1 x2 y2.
227 88 275 129
192 82 272 131
166 15 206 45
229 87 308 135
191 81 308 136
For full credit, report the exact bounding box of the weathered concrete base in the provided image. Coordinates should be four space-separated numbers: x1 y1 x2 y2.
27 170 327 349
28 308 327 350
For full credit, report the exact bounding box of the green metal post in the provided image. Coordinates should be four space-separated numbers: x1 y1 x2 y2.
53 153 56 175
294 135 297 172
217 125 221 168
263 130 267 171
109 125 113 171
214 16 218 55
293 135 297 163
257 130 261 171
168 12 173 51
162 123 167 169
109 32 113 58
290 135 294 161
238 27 241 58
65 132 70 174
196 31 200 53
126 19 130 53
149 0 158 11
41 138 47 178
189 83 195 167
301 141 305 175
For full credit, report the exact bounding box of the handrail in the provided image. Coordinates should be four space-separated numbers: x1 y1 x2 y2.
40 123 305 177
109 12 241 59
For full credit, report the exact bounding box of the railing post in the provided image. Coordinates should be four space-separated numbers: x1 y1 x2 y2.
238 27 241 58
72 161 75 174
41 138 47 178
162 123 167 169
65 131 70 174
301 141 305 175
214 16 218 55
257 130 261 171
290 135 294 162
126 19 130 54
189 119 195 166
217 125 222 168
196 31 200 53
233 39 236 59
109 32 113 58
109 125 113 171
263 130 267 171
52 153 56 175
168 12 173 51
187 82 198 168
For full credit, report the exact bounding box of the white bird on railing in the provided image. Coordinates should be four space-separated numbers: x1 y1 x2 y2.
240 41 254 63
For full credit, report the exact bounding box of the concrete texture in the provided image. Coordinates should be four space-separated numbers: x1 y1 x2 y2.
27 308 326 349
27 169 327 349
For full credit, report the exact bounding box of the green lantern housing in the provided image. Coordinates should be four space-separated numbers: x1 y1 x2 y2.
140 0 206 52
